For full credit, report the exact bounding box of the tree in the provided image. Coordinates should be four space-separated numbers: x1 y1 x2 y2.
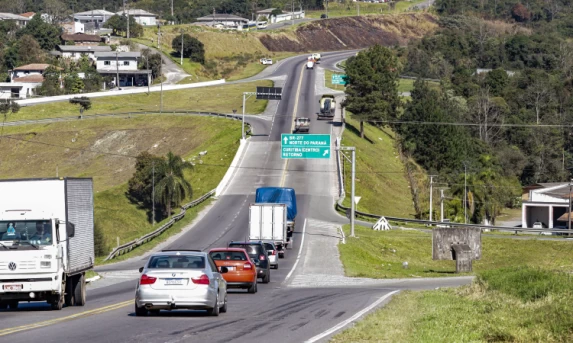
64 72 83 94
154 152 193 217
17 14 62 51
38 66 62 96
17 35 45 66
104 14 144 38
270 9 283 16
44 0 69 24
0 100 20 115
82 69 103 93
140 49 162 79
343 45 400 138
467 87 507 145
127 152 164 209
171 34 205 64
512 3 531 22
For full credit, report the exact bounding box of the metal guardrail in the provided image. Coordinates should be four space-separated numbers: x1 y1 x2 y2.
104 189 216 261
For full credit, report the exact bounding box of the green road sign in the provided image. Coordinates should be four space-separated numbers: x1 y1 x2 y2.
331 74 347 85
281 134 331 159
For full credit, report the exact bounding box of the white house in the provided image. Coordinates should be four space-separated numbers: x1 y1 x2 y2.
255 8 304 24
0 13 31 27
0 63 61 99
95 52 151 87
196 13 248 28
117 9 157 26
522 183 571 228
61 21 85 34
73 9 115 26
52 45 112 62
10 64 53 82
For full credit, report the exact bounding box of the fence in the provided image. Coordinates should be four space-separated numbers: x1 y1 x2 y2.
104 189 216 261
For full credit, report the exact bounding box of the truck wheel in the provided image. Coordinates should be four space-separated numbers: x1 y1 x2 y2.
65 277 74 307
51 294 64 310
73 274 86 306
7 300 18 309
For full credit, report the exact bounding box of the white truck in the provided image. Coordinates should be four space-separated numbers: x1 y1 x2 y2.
0 178 95 310
249 203 287 258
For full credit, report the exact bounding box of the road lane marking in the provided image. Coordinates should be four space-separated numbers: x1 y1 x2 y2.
304 290 400 342
280 62 306 187
0 300 133 337
284 218 307 282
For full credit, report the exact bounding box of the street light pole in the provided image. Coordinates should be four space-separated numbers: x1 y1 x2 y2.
568 179 572 234
180 29 184 66
158 22 163 113
339 146 357 237
464 162 467 224
429 175 437 222
152 162 156 225
115 51 120 90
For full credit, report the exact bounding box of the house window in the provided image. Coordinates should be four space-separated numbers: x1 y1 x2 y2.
123 61 129 66
104 61 110 65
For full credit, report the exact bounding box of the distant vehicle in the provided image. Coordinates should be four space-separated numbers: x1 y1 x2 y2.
209 248 257 293
135 79 146 87
262 242 279 269
242 21 257 31
318 94 336 119
255 187 298 241
294 117 310 133
256 21 268 29
436 219 451 228
135 250 228 316
260 58 273 65
228 241 271 283
320 14 328 19
532 222 544 229
306 60 314 69
311 53 321 62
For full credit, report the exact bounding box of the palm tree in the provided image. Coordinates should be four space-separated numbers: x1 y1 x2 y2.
154 152 193 217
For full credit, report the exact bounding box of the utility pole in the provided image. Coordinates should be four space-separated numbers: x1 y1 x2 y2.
115 51 120 90
339 146 357 237
440 189 445 222
292 0 294 26
357 3 360 16
157 22 163 112
126 4 130 39
464 163 468 224
145 54 150 94
152 162 155 225
429 175 437 222
213 8 215 27
568 179 572 235
180 29 184 65
171 0 174 17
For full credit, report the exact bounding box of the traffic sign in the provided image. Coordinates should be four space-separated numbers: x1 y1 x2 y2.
256 86 282 100
331 74 347 85
281 134 331 159
354 196 361 205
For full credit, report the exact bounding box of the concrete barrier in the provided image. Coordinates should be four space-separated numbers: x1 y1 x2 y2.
15 79 226 106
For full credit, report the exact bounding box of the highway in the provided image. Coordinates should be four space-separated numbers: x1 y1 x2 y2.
0 51 471 342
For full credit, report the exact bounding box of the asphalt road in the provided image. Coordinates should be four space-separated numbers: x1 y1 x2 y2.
0 51 471 342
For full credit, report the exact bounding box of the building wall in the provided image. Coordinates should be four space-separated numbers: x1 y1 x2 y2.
134 15 156 26
96 58 138 71
10 70 42 81
0 83 41 99
530 192 564 202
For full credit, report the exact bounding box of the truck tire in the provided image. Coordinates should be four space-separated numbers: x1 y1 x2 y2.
0 301 7 309
65 277 74 307
50 293 64 310
73 274 86 306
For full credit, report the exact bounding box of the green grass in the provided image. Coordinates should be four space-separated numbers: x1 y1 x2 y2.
305 0 430 18
11 81 271 122
85 270 99 279
324 69 346 91
338 224 573 278
0 115 242 257
341 114 415 218
332 266 573 342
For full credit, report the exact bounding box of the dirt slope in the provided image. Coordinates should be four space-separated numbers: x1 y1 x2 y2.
259 13 438 52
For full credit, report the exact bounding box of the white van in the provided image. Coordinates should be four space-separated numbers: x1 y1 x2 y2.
307 60 314 69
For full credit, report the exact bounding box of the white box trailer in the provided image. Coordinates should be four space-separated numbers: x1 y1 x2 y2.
0 178 94 310
249 203 287 257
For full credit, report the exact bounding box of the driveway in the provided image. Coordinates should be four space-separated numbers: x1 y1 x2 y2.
136 43 190 84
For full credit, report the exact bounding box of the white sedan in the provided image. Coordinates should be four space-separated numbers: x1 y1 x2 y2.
260 58 273 65
135 250 228 316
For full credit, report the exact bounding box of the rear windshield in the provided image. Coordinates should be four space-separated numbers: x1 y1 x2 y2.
263 243 274 250
148 255 205 269
210 251 247 261
228 244 263 257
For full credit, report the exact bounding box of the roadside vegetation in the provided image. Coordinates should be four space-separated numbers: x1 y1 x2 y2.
332 264 573 342
338 225 573 278
305 0 430 18
9 81 271 122
0 115 242 259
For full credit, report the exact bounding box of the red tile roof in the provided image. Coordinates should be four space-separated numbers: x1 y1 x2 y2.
61 33 102 42
13 75 44 83
20 12 35 18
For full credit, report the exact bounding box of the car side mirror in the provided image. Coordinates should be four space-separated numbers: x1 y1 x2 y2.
66 222 75 238
220 266 228 274
139 267 144 273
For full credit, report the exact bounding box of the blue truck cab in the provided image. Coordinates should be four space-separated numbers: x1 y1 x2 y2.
255 187 297 236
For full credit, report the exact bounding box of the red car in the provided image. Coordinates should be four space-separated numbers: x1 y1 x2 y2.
209 248 257 293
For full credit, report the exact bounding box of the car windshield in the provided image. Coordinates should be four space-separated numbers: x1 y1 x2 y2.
263 243 275 251
148 255 205 269
210 251 247 261
0 220 53 246
229 244 263 258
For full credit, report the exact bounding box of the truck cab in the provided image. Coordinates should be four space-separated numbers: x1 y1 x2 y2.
294 117 310 133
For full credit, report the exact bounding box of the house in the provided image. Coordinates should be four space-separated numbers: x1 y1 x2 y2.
95 52 151 87
0 64 60 99
0 13 31 27
61 21 85 34
73 9 115 27
522 183 571 228
256 8 304 24
61 33 104 45
20 12 35 19
475 68 516 77
196 14 248 28
51 45 112 62
117 9 157 26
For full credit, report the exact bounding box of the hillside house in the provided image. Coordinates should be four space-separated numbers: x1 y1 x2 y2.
51 45 112 62
95 52 151 87
73 9 114 26
117 9 157 26
196 13 248 28
256 8 304 24
0 64 61 99
0 13 30 27
61 21 85 34
522 183 571 228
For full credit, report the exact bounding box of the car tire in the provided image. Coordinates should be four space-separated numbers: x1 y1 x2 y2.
248 281 257 294
220 294 227 313
207 296 219 317
134 302 148 317
262 271 270 284
149 309 160 316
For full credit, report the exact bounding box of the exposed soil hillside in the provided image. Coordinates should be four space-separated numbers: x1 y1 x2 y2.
260 13 438 52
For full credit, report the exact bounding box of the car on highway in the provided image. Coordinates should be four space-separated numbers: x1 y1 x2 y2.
209 248 258 293
262 241 279 269
260 58 273 65
135 250 228 316
228 241 270 283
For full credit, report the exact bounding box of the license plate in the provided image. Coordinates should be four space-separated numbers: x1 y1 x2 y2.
3 284 22 291
164 279 183 285
220 266 235 272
